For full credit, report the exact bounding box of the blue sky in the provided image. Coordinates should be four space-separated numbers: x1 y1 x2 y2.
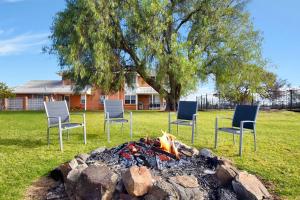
0 0 299 89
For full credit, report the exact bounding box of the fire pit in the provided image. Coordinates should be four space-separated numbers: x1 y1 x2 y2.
46 131 272 200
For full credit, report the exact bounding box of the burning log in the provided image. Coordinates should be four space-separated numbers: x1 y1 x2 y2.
158 131 180 159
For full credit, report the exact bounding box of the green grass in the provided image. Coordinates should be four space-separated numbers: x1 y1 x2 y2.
0 110 299 200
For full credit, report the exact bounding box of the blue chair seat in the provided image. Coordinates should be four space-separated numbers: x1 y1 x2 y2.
218 127 241 134
170 120 193 126
61 123 83 129
107 119 128 123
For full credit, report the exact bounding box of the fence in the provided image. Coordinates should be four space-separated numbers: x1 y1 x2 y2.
28 98 44 110
0 97 45 111
197 89 300 110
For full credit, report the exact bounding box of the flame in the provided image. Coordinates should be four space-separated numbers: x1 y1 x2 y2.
158 130 180 159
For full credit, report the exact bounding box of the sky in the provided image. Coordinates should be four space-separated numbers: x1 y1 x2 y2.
0 0 300 90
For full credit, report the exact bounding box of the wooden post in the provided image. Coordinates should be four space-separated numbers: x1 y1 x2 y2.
4 98 8 110
23 96 28 111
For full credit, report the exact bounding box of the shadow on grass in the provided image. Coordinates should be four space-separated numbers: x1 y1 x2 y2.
0 138 44 148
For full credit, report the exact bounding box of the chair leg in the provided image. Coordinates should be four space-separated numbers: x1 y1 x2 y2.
214 118 218 149
239 129 243 156
104 120 106 132
47 127 50 146
83 125 87 145
191 123 195 144
253 130 257 151
107 121 110 143
195 120 198 136
59 127 63 152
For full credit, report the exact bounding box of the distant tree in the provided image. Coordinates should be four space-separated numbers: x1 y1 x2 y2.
267 78 290 100
0 82 15 109
215 64 276 104
47 0 265 110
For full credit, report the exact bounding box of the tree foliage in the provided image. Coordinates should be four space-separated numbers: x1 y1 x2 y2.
47 0 264 109
0 82 15 109
215 64 276 104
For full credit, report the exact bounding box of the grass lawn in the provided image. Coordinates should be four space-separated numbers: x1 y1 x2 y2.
0 110 299 200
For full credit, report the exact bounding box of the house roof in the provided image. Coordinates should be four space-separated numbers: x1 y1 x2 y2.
13 80 91 95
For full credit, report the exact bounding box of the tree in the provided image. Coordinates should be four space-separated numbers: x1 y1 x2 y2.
267 78 289 100
47 0 264 110
0 82 15 109
215 64 276 104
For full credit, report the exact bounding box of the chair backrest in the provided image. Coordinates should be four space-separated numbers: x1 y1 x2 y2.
177 101 198 120
104 100 124 118
232 105 260 129
44 101 70 125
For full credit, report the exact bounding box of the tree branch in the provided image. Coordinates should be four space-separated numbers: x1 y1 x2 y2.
175 7 202 32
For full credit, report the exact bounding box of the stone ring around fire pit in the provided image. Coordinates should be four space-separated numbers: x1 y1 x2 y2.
44 135 272 200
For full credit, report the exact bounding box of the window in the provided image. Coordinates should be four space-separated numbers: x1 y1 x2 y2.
125 95 136 104
80 95 85 105
99 95 106 104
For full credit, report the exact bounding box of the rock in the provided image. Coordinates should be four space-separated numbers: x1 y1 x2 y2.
232 171 271 200
122 166 153 197
218 157 233 166
168 178 204 200
169 175 199 188
59 159 78 182
76 165 118 200
154 179 180 199
151 178 204 200
217 187 238 200
75 153 90 164
215 161 239 186
91 147 106 155
199 148 213 158
144 186 169 200
65 164 88 200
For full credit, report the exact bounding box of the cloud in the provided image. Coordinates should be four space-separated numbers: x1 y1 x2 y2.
0 32 49 56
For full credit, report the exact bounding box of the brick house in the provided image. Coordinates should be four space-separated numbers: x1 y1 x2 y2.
11 74 165 111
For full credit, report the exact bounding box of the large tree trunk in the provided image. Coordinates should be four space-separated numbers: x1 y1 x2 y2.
165 93 180 111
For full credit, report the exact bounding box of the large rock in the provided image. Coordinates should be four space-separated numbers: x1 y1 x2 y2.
168 177 204 200
232 171 271 200
169 175 199 188
76 165 118 200
59 159 78 182
122 166 153 197
65 164 88 200
215 161 239 186
75 153 90 164
199 148 213 158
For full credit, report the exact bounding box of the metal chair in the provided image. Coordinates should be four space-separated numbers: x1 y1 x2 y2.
168 101 198 144
44 100 86 151
215 105 260 156
104 100 132 142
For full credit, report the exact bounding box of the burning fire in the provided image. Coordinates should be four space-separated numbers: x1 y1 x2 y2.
158 131 180 159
